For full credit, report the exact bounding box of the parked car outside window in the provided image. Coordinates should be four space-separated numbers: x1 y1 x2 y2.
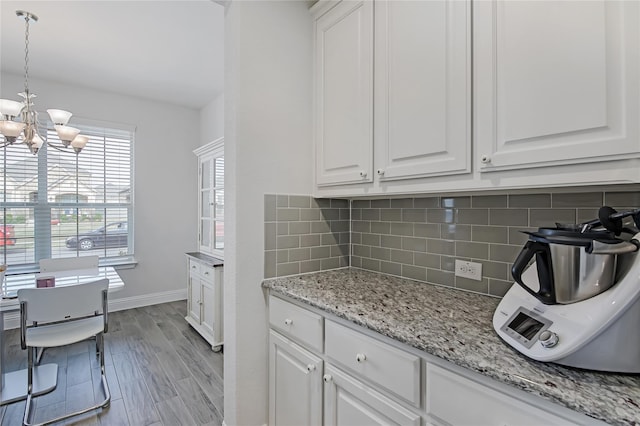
65 222 128 251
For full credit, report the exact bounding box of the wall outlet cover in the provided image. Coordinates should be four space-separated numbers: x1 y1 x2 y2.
455 260 482 281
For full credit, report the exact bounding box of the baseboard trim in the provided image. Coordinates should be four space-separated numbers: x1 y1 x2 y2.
3 289 187 330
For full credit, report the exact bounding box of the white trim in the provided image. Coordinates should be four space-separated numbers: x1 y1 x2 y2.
2 289 187 330
193 136 224 156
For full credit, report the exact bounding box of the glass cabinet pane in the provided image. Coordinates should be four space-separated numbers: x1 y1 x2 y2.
201 158 212 189
214 220 224 250
214 189 224 219
214 156 224 187
201 219 211 248
202 191 212 218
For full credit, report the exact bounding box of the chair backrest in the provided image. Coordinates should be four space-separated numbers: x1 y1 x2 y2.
18 278 109 324
39 256 99 277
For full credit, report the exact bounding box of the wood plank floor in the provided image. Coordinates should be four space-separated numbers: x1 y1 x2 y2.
0 301 224 426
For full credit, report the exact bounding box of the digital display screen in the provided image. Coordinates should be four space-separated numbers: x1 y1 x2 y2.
507 312 544 341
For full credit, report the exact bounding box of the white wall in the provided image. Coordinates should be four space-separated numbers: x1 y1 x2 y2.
201 93 225 144
224 1 313 424
1 73 201 304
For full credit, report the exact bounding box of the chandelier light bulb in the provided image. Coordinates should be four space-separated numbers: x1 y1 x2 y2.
47 109 73 126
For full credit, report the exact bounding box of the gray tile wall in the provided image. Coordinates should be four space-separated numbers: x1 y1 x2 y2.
352 191 640 297
264 194 350 278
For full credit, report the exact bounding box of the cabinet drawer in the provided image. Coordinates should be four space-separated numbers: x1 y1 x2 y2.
188 259 201 276
200 265 215 282
269 296 323 352
425 363 580 426
325 320 420 406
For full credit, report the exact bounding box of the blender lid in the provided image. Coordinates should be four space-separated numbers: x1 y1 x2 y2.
524 228 623 246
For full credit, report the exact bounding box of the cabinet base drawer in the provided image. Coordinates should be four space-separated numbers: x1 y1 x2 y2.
425 363 579 426
325 320 420 406
269 296 324 352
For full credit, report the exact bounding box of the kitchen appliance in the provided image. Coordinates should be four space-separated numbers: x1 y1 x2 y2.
493 207 640 372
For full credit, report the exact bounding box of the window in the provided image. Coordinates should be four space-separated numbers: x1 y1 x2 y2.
0 119 134 270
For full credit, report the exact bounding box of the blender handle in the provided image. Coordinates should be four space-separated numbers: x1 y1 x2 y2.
512 241 556 304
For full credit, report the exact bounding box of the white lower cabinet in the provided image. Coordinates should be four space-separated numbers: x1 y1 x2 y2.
185 257 223 351
267 295 603 426
269 331 323 426
323 364 420 426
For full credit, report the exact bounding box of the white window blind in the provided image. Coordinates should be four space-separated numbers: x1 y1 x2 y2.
1 120 134 270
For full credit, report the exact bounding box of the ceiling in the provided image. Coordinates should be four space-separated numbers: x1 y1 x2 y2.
0 1 224 110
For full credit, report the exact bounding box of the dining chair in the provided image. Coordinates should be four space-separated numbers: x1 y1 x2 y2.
38 255 99 277
18 278 111 426
35 256 100 364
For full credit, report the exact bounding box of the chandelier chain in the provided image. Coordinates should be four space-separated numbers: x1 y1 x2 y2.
23 15 30 96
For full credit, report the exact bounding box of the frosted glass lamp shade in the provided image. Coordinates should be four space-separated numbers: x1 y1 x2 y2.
70 135 88 149
0 99 24 118
32 132 44 148
47 109 73 126
54 125 80 144
0 120 26 137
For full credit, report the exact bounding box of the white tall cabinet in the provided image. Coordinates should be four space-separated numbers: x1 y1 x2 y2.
186 138 224 352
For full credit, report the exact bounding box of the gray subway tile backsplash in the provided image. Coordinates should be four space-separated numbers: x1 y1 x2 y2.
265 189 640 298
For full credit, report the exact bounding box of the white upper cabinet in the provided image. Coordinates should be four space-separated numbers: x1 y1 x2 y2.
374 0 471 181
314 0 470 187
315 0 374 186
475 0 640 172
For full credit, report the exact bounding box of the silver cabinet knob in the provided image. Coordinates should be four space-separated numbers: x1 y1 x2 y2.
355 353 367 363
284 318 293 326
539 330 559 348
481 155 491 164
359 171 367 178
306 364 316 373
377 169 384 175
323 374 332 383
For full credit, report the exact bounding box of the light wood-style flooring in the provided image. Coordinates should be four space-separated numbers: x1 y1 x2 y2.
0 301 224 426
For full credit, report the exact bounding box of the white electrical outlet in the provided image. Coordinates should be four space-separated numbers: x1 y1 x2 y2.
454 259 482 281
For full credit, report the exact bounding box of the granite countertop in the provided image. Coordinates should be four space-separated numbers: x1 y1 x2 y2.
185 252 224 267
263 268 640 425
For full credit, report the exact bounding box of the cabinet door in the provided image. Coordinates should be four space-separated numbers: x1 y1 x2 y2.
269 331 323 426
201 266 223 342
323 365 420 426
475 0 640 172
375 0 471 180
315 0 373 186
201 278 215 336
188 275 202 324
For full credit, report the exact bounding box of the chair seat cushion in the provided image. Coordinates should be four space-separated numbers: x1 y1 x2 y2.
26 316 104 348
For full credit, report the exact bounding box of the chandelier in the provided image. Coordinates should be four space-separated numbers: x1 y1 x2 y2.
0 10 88 155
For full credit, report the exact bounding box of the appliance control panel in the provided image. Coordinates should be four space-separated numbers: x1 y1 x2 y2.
500 307 553 349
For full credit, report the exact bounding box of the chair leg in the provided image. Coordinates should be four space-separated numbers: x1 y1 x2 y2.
35 347 44 365
23 347 35 426
22 335 111 426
